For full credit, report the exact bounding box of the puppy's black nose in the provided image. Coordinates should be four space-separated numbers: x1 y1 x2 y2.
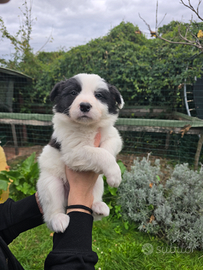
80 102 92 112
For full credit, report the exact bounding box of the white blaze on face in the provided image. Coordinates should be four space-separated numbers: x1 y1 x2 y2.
69 74 109 124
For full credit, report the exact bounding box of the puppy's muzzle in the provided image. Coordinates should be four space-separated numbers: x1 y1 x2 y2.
80 102 92 113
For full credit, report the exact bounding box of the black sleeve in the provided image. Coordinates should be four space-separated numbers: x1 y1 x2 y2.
0 194 43 245
44 211 98 270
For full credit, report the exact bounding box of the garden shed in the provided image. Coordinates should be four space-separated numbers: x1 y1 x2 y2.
0 67 32 112
0 67 32 154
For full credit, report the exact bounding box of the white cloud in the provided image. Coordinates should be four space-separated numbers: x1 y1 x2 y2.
0 0 202 58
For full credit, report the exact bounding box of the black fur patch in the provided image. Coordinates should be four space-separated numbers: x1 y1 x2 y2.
50 78 82 115
50 75 122 116
49 137 61 151
95 84 122 114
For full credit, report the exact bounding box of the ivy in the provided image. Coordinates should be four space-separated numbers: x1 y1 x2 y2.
1 7 203 112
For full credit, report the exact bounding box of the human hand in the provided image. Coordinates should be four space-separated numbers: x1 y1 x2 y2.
65 130 101 214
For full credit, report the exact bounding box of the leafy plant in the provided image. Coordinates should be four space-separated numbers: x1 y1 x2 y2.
103 160 126 221
118 157 203 250
0 153 39 200
118 158 164 229
0 173 10 199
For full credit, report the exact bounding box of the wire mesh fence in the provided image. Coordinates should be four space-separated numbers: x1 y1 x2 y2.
0 65 203 168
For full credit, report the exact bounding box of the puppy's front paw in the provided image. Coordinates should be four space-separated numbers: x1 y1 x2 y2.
106 163 121 188
51 213 70 233
92 201 110 219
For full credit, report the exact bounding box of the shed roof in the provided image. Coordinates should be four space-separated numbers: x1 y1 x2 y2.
0 67 32 82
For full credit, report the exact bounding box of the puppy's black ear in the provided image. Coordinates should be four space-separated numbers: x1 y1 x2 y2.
50 81 64 102
108 84 124 109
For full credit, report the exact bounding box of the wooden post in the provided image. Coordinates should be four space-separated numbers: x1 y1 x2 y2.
10 123 19 156
165 133 171 150
194 134 203 170
22 124 28 143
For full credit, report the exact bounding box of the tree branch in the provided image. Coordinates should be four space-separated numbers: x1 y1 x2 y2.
157 35 203 51
180 0 203 21
139 0 203 52
35 30 53 54
155 0 158 31
139 13 153 34
155 0 167 30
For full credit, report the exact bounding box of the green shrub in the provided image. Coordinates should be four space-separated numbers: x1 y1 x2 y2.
118 158 203 250
0 153 39 200
11 21 202 112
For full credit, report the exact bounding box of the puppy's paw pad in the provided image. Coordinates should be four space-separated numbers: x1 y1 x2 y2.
51 213 70 233
92 201 110 217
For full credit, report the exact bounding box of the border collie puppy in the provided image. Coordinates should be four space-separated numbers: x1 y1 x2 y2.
37 73 124 233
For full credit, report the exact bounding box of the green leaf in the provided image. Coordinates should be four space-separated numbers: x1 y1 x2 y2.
124 221 129 230
0 180 9 191
107 201 113 210
0 172 10 182
30 162 39 178
26 162 39 183
0 170 20 181
117 160 126 175
156 175 161 182
108 186 117 196
21 152 36 173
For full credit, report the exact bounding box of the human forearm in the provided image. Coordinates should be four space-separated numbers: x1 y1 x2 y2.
44 211 98 270
0 194 43 244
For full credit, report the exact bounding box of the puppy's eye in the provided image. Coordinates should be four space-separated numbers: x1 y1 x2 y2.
95 93 103 99
70 90 78 96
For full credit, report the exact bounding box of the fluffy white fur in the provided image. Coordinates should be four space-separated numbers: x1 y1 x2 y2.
37 73 124 232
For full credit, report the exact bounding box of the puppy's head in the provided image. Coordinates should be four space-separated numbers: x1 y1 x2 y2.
50 73 124 125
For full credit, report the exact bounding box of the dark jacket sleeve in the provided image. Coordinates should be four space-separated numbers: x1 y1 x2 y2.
0 194 43 245
44 211 98 270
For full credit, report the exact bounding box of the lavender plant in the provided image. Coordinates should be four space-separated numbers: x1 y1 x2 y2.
118 158 203 250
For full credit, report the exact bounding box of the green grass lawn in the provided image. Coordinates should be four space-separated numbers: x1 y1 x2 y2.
9 218 203 270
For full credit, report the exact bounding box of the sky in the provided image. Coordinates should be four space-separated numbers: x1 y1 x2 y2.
0 0 202 58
